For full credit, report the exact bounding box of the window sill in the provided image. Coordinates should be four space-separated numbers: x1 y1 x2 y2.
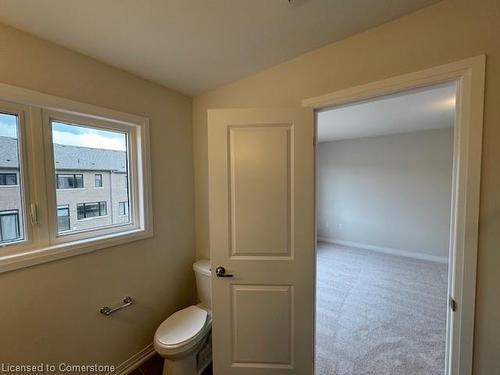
0 228 153 274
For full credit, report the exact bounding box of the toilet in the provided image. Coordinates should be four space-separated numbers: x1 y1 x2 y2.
154 260 212 375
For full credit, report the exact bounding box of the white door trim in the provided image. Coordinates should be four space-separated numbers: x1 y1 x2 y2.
302 55 486 375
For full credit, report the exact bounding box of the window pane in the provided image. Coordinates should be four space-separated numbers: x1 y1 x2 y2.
95 174 102 187
77 204 84 220
75 202 108 221
99 201 107 216
0 210 20 242
57 175 70 189
57 174 83 189
0 113 25 244
84 202 100 218
119 201 129 216
52 120 131 235
0 173 17 185
75 174 83 188
57 206 70 232
6 173 17 185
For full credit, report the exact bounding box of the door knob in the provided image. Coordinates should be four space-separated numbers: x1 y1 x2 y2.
215 266 233 278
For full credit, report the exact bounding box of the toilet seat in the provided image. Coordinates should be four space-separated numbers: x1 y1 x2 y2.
154 305 211 357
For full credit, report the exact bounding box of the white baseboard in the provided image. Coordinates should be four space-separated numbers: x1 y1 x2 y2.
317 237 448 264
109 343 156 375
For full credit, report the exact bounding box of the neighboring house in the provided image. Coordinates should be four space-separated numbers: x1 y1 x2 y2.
0 136 129 243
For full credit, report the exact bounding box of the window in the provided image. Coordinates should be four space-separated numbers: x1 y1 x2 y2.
53 120 129 234
56 174 83 189
0 210 20 243
0 173 17 185
119 201 129 216
95 174 103 188
0 84 152 273
57 205 70 232
77 202 107 220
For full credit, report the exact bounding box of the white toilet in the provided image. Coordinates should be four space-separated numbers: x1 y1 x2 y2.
154 260 212 375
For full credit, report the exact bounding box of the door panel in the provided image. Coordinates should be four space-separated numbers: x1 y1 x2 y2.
208 108 314 375
232 285 292 367
229 125 291 257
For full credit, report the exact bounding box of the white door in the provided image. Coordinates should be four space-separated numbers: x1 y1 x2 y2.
208 108 315 374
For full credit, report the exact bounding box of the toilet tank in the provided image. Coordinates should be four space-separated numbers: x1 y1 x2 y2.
193 260 212 309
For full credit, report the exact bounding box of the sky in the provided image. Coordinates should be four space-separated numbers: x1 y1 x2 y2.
0 113 18 138
0 113 127 151
52 122 127 151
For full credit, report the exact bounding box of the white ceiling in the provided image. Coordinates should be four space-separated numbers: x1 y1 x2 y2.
317 82 456 143
0 0 439 95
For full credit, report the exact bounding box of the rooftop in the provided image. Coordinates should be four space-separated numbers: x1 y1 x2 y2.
0 136 127 172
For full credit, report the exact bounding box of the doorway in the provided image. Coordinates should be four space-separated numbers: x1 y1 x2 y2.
315 82 456 375
301 57 485 375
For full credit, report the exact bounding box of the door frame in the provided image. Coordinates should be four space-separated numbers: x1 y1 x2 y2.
302 55 486 375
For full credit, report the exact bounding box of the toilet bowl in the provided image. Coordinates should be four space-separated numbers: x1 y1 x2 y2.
154 260 212 375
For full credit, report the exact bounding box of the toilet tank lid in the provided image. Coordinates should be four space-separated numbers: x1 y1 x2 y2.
193 260 211 276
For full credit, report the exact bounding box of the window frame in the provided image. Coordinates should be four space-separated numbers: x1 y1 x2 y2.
43 109 145 246
76 201 108 220
0 83 153 274
0 173 18 186
56 173 84 189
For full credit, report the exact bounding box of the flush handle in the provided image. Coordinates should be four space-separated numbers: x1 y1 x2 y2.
215 266 233 278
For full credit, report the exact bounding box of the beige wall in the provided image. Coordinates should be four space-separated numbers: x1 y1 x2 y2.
193 0 500 372
317 128 453 259
0 23 196 366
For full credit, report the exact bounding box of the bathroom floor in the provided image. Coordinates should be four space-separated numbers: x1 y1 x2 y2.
131 354 213 375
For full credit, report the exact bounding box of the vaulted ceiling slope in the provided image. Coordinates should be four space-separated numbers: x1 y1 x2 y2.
0 0 439 95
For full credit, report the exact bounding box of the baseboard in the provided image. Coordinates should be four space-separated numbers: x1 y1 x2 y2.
318 237 448 264
109 343 156 375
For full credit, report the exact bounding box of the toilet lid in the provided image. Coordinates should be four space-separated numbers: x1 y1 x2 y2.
156 305 208 346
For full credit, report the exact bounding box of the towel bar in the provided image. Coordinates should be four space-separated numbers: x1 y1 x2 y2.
100 296 133 316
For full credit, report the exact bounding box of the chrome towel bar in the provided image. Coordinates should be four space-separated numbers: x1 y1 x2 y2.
100 296 133 316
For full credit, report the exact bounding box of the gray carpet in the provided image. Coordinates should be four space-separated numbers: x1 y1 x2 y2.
315 242 448 375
